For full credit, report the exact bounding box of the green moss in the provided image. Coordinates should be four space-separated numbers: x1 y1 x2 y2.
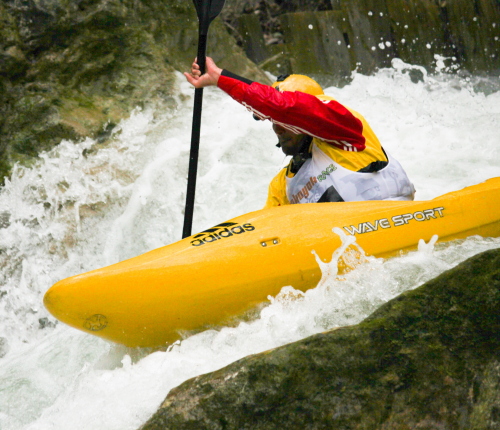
386 0 450 68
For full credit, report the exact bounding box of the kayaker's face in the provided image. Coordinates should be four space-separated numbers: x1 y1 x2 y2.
272 123 306 156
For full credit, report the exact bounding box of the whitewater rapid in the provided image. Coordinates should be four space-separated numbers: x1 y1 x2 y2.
1 60 499 429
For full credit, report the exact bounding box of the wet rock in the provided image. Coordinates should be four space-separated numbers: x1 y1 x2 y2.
236 14 271 64
0 337 8 358
278 11 355 87
38 317 57 329
442 0 500 73
0 212 11 228
386 0 450 68
0 0 269 184
223 0 499 88
140 247 500 429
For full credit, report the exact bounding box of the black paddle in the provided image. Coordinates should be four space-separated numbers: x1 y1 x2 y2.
182 0 226 239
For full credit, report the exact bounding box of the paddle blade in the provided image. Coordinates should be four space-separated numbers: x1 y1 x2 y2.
193 0 226 29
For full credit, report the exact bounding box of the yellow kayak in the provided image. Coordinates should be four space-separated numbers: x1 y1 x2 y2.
44 177 500 347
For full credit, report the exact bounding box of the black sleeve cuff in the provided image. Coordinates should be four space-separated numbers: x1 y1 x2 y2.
221 69 254 86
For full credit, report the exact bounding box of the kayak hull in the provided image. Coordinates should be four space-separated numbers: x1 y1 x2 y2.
44 178 500 347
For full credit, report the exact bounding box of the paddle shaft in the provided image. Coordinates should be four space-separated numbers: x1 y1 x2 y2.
182 33 207 239
183 0 226 239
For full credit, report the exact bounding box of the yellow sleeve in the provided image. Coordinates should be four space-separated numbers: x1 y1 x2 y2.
264 168 289 209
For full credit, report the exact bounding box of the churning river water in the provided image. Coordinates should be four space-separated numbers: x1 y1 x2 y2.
1 59 500 429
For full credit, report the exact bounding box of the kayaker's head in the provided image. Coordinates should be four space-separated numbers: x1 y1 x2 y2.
272 123 307 156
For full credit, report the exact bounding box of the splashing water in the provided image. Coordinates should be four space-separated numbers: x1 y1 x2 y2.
1 65 500 430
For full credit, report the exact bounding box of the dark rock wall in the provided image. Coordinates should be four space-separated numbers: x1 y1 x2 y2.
141 247 500 430
230 0 500 86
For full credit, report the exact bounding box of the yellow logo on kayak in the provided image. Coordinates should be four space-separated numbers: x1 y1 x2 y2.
190 222 255 246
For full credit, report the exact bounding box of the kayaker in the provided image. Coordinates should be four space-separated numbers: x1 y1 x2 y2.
184 57 415 207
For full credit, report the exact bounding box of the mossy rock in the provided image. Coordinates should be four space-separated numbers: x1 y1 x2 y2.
141 248 500 429
258 47 293 78
267 11 354 88
443 0 500 73
236 13 271 65
386 0 450 69
0 0 268 185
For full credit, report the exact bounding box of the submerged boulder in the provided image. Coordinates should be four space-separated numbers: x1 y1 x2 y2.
140 247 500 429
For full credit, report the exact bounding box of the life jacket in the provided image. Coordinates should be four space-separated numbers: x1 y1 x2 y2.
285 142 415 203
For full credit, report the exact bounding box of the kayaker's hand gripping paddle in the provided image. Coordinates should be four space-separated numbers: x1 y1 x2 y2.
182 0 226 239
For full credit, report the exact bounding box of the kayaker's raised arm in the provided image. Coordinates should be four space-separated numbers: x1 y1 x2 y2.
217 72 366 152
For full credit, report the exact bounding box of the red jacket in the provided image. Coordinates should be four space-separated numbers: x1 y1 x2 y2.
217 71 366 153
